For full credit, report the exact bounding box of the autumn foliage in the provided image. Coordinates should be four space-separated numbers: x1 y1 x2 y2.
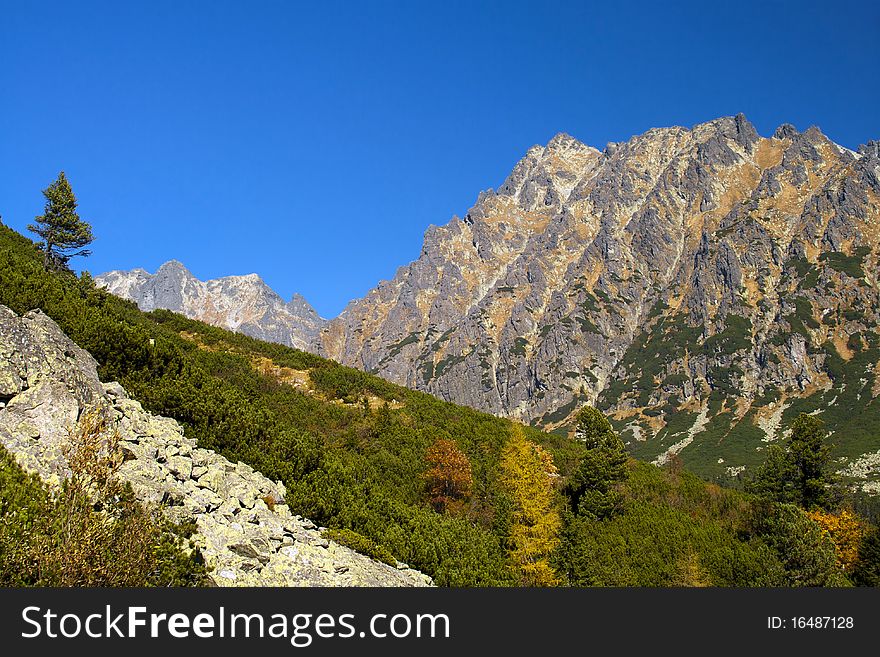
424 438 473 514
0 411 206 586
806 508 867 574
500 427 561 586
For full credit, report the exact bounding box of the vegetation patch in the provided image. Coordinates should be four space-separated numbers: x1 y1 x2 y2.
819 247 870 280
322 528 397 567
384 332 421 360
435 352 468 377
429 327 455 351
704 314 752 355
575 314 599 334
511 337 529 357
0 441 207 587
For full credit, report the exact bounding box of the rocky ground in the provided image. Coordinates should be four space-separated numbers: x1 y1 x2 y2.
0 303 431 587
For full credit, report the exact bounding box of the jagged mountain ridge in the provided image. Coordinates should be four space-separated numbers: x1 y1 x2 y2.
317 115 880 486
99 115 880 487
96 260 327 351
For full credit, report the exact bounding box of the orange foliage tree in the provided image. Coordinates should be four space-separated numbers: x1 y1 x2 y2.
423 438 473 513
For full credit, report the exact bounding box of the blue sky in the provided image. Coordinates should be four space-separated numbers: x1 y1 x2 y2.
1 1 878 318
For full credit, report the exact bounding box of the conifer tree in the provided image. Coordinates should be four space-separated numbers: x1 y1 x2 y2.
852 527 880 586
787 414 836 510
749 413 837 510
567 406 628 519
28 171 94 269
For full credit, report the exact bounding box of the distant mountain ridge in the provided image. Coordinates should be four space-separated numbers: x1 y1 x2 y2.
98 115 880 488
96 260 327 351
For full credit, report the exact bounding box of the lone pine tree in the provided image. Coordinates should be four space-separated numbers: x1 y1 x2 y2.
28 171 94 269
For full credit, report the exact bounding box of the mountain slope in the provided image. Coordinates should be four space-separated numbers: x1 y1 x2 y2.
96 261 326 351
2 220 847 587
315 116 880 487
0 303 430 586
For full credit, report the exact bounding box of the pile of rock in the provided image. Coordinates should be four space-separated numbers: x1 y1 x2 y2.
0 304 431 587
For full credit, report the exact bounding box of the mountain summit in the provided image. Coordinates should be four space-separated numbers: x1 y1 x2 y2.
315 115 879 484
96 263 327 351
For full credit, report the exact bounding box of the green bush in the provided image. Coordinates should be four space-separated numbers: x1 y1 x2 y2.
0 442 207 587
322 528 398 567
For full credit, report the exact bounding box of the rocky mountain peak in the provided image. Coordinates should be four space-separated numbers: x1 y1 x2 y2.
709 112 759 149
545 131 592 154
310 116 880 487
774 123 799 140
217 272 284 303
287 292 325 320
156 259 191 276
96 264 327 352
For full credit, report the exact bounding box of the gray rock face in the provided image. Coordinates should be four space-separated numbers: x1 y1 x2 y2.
95 261 327 352
312 115 880 483
0 304 431 587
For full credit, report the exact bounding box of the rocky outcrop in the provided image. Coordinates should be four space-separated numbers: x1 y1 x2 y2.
0 304 431 587
96 261 326 352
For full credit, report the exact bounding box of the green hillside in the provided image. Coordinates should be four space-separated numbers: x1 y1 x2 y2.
0 222 874 586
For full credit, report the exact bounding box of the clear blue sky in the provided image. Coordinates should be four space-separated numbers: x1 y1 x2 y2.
1 1 878 318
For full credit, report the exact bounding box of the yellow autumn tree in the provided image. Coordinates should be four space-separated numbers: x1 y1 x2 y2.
672 549 712 587
805 508 867 574
500 426 561 586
